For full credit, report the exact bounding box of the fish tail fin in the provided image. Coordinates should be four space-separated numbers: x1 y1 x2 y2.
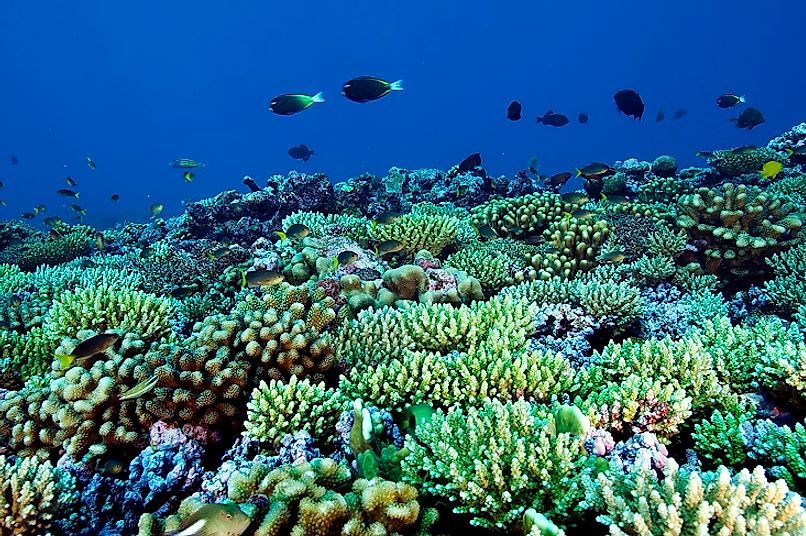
389 80 404 91
311 92 325 103
75 192 79 199
536 116 543 124
739 95 746 103
274 230 287 241
240 270 247 289
55 354 72 369
575 168 582 178
786 148 794 156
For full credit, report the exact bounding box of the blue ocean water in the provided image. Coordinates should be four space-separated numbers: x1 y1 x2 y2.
1 0 804 226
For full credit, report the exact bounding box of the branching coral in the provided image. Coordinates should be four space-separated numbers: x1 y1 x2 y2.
526 216 611 280
0 227 92 271
369 202 459 256
765 242 806 313
470 191 580 238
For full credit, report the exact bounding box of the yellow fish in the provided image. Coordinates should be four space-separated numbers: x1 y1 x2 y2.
760 160 782 180
119 375 159 401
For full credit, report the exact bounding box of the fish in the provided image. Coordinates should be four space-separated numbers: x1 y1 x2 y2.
760 160 783 180
34 205 46 214
578 112 589 124
716 94 745 109
672 109 688 119
110 193 120 201
183 171 195 182
528 157 539 176
507 101 522 121
571 209 597 220
547 172 573 188
458 153 481 173
49 229 63 240
613 89 644 120
477 224 498 239
21 212 36 219
288 144 315 162
376 239 405 256
243 176 261 192
78 258 96 268
273 224 311 242
0 180 4 189
0 200 5 206
207 246 230 260
57 189 80 198
86 156 96 170
337 250 359 266
119 375 159 401
170 285 197 298
656 109 665 122
786 145 806 164
171 159 206 169
242 269 285 288
732 145 757 155
561 192 590 204
97 459 126 477
376 211 402 225
269 92 325 115
9 294 22 307
9 155 18 165
576 162 613 179
731 108 765 130
342 76 403 103
65 177 77 187
150 203 164 217
695 151 715 159
43 216 62 226
536 110 569 127
163 503 250 536
598 251 626 264
56 333 121 369
602 194 629 205
95 233 106 250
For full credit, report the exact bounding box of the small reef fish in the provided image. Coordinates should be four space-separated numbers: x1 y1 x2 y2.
561 192 590 204
95 233 106 250
0 200 6 206
163 503 250 536
571 209 596 220
243 176 261 192
97 459 126 477
547 172 572 188
507 101 522 121
119 375 159 401
477 224 498 239
760 161 783 180
110 193 120 201
242 269 285 288
0 180 4 189
171 159 206 169
656 109 665 122
575 163 612 179
716 94 745 108
21 212 36 219
731 108 765 130
613 89 644 120
49 229 63 240
269 92 325 115
672 109 688 119
34 205 46 214
695 150 715 159
536 110 569 127
786 145 806 165
602 194 629 205
66 176 77 187
170 285 197 298
376 211 402 225
57 189 79 198
337 250 359 266
376 239 405 256
86 156 97 169
598 251 626 264
578 112 589 124
274 223 311 241
342 77 403 103
528 157 539 176
731 145 757 155
207 246 230 260
56 333 121 369
150 203 164 217
183 171 195 182
288 144 315 162
458 152 481 173
43 216 62 226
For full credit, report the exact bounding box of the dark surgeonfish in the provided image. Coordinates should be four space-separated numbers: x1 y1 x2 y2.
716 93 745 108
288 144 315 162
269 92 324 115
458 152 481 173
577 112 589 124
243 175 261 192
342 77 403 103
656 108 665 122
536 110 569 127
731 107 765 130
507 101 522 121
614 89 644 120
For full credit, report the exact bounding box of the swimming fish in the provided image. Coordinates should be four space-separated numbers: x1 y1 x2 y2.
458 153 481 173
97 459 126 477
243 176 261 192
598 251 626 264
95 233 106 250
786 145 806 164
376 211 402 225
269 92 325 115
49 229 63 240
536 110 569 127
614 89 644 120
547 172 573 188
507 101 522 121
57 189 79 198
578 112 589 124
119 375 159 401
56 333 121 369
561 192 590 204
342 77 403 103
695 151 715 159
163 503 250 536
183 171 195 182
571 209 597 220
86 156 97 170
672 109 688 119
0 200 5 206
575 162 612 179
716 94 745 109
207 246 230 260
337 250 359 266
760 160 783 180
171 159 206 169
376 239 405 256
34 205 46 214
69 204 86 215
656 109 665 122
274 224 311 242
43 216 62 226
170 285 197 298
110 193 120 201
9 155 18 165
731 108 765 130
66 177 77 187
150 203 164 217
242 269 285 288
21 212 36 219
288 144 315 162
476 225 498 239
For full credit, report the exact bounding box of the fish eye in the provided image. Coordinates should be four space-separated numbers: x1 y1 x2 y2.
226 513 233 519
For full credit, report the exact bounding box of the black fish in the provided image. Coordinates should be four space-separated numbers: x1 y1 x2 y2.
342 76 403 103
243 176 261 192
110 193 120 202
716 94 744 109
269 92 324 115
731 108 765 130
548 172 573 188
536 110 569 127
614 89 644 120
578 112 589 124
288 144 315 162
672 109 688 120
656 109 665 122
507 101 522 121
458 153 481 173
9 155 18 165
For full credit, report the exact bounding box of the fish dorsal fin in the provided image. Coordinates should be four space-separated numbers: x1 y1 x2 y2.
546 110 554 115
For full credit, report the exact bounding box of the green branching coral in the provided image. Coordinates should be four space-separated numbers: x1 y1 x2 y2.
445 239 535 294
0 262 28 293
637 177 687 205
281 211 370 242
0 326 57 380
750 420 806 491
765 242 806 313
0 454 79 535
470 191 580 238
526 216 610 280
676 183 804 276
369 203 459 256
692 408 752 469
244 376 348 446
707 146 784 176
583 458 806 536
0 227 92 271
46 283 176 343
401 399 590 531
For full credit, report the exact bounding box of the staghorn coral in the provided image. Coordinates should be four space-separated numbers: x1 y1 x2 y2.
0 227 92 271
764 242 806 313
0 326 57 380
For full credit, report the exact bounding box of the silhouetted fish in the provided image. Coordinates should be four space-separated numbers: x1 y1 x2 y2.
536 110 569 127
342 77 403 103
288 144 315 162
458 153 481 173
9 155 18 165
717 94 744 109
656 109 665 122
672 109 688 119
243 176 261 192
731 108 765 130
507 101 522 121
578 112 589 124
614 89 644 120
269 92 324 115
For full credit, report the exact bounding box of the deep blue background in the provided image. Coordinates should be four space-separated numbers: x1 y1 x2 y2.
1 0 804 227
